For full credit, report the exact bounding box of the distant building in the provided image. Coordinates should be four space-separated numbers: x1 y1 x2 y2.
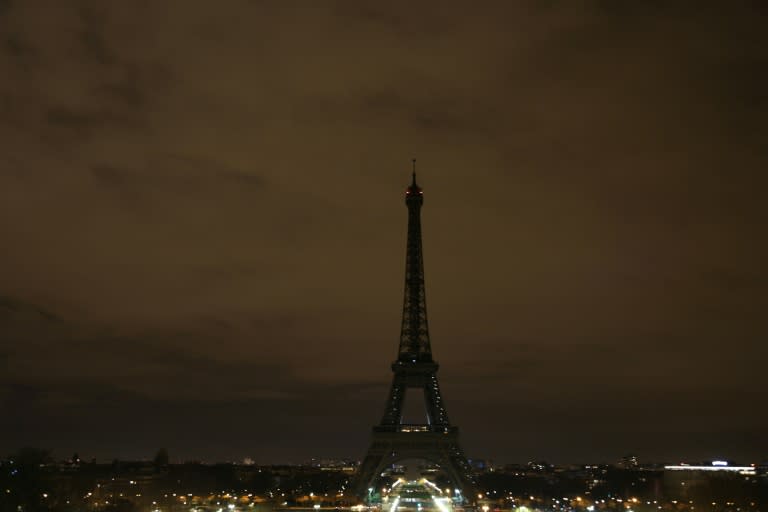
618 454 639 469
664 460 756 475
662 461 758 504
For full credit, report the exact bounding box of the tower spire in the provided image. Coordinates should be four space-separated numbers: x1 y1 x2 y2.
400 163 430 361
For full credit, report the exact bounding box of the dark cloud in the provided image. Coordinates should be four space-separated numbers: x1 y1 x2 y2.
90 155 264 192
0 296 61 322
75 8 107 62
95 80 146 108
0 296 387 460
0 1 766 464
0 0 12 17
699 267 768 294
3 33 33 58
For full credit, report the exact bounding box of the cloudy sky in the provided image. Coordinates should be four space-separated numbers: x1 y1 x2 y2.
1 1 767 464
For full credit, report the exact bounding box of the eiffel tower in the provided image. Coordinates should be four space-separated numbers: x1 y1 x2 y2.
354 168 475 503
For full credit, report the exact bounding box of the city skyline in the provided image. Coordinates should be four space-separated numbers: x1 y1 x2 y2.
1 2 767 465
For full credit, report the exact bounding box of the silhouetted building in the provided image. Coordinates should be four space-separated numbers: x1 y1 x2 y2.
355 171 475 502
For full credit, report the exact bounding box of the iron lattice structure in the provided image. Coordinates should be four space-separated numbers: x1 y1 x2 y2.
354 172 475 502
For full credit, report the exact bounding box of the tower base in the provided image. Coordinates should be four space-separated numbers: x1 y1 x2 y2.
354 426 476 504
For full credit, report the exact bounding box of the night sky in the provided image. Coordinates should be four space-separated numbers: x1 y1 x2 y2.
1 1 767 465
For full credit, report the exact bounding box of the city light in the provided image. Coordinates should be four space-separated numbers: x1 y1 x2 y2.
432 496 451 512
664 464 756 474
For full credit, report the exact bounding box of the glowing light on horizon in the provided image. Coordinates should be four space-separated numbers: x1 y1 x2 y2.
665 464 754 474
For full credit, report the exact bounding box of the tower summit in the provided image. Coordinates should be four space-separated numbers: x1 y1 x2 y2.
400 169 431 361
354 169 475 503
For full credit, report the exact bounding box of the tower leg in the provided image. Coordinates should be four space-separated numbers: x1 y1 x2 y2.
354 430 476 505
